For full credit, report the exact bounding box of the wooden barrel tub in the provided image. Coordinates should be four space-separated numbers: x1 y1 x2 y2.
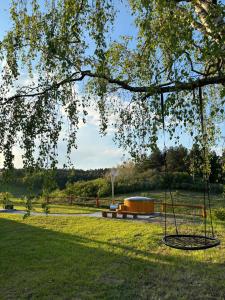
122 196 154 213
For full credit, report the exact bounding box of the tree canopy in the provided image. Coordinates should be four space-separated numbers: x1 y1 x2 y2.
0 0 224 169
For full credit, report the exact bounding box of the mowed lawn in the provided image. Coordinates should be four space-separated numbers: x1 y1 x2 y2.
0 214 225 299
13 203 100 214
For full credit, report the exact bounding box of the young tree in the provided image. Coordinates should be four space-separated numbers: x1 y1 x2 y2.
165 146 188 172
187 143 203 177
135 147 163 171
209 151 222 182
0 0 224 168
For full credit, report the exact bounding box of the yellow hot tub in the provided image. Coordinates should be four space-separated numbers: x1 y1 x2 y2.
119 196 154 213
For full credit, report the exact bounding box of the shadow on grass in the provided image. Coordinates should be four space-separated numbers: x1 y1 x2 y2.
0 217 224 300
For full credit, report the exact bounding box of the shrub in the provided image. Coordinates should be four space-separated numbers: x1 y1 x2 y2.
52 171 223 199
213 208 225 221
0 192 13 209
49 189 67 198
210 184 224 194
65 178 111 197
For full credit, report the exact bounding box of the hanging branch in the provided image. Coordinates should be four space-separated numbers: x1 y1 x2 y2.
1 72 224 105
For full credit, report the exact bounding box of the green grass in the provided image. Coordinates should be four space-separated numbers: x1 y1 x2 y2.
0 213 225 299
12 203 100 214
2 189 224 217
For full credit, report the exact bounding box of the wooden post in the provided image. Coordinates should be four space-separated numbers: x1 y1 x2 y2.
203 208 207 218
112 212 117 218
161 203 166 213
102 211 107 218
96 197 100 208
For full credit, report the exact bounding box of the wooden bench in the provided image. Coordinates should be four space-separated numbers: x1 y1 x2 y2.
102 210 155 219
102 210 117 218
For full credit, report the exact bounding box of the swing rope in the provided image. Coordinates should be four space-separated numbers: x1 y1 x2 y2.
161 93 178 236
199 86 208 239
199 86 215 238
161 87 220 250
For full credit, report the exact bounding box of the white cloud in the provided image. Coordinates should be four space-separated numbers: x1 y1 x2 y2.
212 146 224 156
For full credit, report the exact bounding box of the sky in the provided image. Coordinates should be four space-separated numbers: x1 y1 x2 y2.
0 0 136 169
0 1 224 170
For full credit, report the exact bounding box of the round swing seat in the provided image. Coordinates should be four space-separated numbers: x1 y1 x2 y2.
163 234 220 250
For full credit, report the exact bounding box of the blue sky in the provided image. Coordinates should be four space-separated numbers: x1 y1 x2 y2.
0 1 224 169
0 0 135 169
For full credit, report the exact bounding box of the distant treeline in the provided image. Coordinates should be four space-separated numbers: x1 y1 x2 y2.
61 171 224 199
0 168 109 196
135 145 225 184
61 145 224 198
0 144 224 197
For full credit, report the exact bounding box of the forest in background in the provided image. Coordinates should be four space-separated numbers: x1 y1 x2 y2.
0 145 224 198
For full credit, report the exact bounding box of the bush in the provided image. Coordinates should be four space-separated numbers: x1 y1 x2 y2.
210 184 224 194
0 192 13 209
213 208 225 221
65 178 111 197
50 188 67 198
52 171 223 199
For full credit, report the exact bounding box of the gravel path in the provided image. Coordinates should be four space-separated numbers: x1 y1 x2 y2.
0 209 163 223
0 209 101 217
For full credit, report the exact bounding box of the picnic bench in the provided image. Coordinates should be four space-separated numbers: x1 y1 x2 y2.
101 210 117 218
102 209 156 219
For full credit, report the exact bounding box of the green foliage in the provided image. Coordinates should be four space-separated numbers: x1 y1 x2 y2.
41 170 58 196
135 147 163 171
0 168 109 197
23 195 35 219
0 0 223 168
66 178 111 197
0 192 13 208
213 208 225 221
41 202 50 215
63 170 223 197
166 146 188 172
135 145 225 184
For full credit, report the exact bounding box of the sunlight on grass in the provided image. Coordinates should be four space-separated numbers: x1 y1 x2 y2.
0 214 224 299
13 203 100 214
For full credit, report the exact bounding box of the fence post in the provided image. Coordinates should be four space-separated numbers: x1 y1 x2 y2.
203 207 207 218
96 197 100 208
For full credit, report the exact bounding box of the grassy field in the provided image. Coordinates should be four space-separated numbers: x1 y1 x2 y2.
0 213 225 299
114 190 225 208
1 189 224 217
12 203 100 214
